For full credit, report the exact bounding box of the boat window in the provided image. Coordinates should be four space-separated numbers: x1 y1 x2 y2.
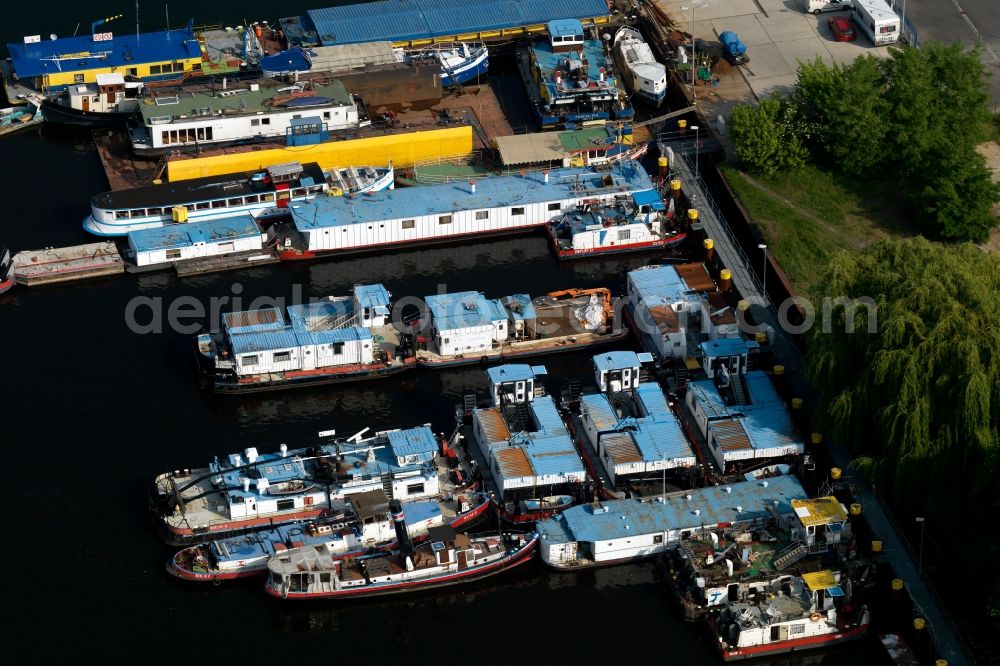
212 200 226 209
196 127 205 141
475 211 489 220
245 195 259 204
251 119 260 127
653 534 663 544
262 118 271 125
147 208 163 216
74 74 84 83
323 112 331 120
292 188 306 197
227 198 242 207
790 624 805 635
401 219 415 229
276 498 294 511
129 209 146 218
548 203 561 211
217 242 234 253
617 229 630 241
195 202 211 210
310 186 323 193
169 130 179 144
406 483 425 495
150 65 162 75
165 249 182 260
127 67 137 77
260 193 275 202
332 343 344 355
114 210 128 220
319 573 331 583
511 207 525 216
438 215 453 225
242 355 259 366
274 351 291 363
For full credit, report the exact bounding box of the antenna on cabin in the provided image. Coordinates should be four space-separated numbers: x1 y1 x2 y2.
165 4 170 32
136 0 140 43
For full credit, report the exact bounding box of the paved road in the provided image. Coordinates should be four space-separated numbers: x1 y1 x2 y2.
902 0 1000 108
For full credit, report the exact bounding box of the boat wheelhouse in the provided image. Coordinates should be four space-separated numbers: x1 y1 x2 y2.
707 571 870 661
547 189 687 258
129 80 369 155
40 73 143 128
536 475 807 569
84 161 393 236
265 514 537 599
276 160 656 260
152 425 461 545
413 287 628 368
574 351 696 490
126 215 267 269
196 284 413 393
393 42 488 87
168 488 490 581
612 27 667 107
685 339 804 473
516 19 633 130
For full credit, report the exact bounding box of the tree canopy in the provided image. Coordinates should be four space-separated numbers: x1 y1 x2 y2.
729 43 999 242
807 237 1000 613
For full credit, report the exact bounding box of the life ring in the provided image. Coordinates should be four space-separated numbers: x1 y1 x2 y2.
809 612 822 622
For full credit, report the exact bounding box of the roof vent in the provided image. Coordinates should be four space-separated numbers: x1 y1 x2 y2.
280 443 288 458
761 480 768 488
736 505 743 513
724 486 732 493
694 509 701 516
685 494 692 501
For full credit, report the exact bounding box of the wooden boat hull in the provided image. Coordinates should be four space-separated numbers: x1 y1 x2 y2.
40 99 132 128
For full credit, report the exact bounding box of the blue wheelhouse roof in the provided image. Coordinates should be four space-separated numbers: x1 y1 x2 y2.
632 189 666 211
127 216 260 253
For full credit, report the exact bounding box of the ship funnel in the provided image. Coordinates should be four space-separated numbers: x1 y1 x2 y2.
280 443 288 458
390 499 414 557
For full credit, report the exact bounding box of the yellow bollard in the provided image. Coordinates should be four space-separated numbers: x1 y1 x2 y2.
791 397 803 410
811 432 823 445
850 503 862 516
891 578 903 590
873 541 884 553
831 467 842 480
720 268 732 292
773 364 784 376
913 617 926 631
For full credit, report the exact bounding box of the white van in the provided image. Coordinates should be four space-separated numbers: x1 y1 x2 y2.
801 0 853 15
851 0 900 44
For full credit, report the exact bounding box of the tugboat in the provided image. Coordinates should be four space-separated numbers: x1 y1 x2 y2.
612 27 667 107
151 424 470 545
167 489 490 582
547 191 687 259
394 42 489 87
195 284 414 393
412 287 629 368
706 571 870 660
264 500 537 599
40 73 143 128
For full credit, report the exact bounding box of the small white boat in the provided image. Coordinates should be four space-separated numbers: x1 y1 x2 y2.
0 102 43 137
394 42 489 87
613 27 667 107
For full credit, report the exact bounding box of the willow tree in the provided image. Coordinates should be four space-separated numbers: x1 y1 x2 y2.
808 238 1000 509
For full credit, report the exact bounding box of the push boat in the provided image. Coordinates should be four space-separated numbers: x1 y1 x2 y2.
168 488 490 581
151 424 473 545
612 27 667 107
0 247 13 294
706 571 870 661
265 505 537 600
516 19 633 130
196 284 413 393
84 161 393 236
547 191 686 259
494 495 574 524
413 287 629 368
394 42 488 87
0 102 43 137
40 73 142 128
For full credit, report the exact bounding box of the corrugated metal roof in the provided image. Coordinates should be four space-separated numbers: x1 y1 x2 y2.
792 496 848 527
648 305 680 334
711 419 752 451
475 407 511 443
292 161 653 230
524 433 584 477
128 216 260 253
494 446 534 478
635 382 671 420
539 475 807 545
387 427 439 458
355 284 391 310
628 265 689 306
601 431 642 464
426 291 503 330
802 570 838 592
581 394 618 432
593 351 641 373
675 262 716 292
486 364 537 385
223 308 284 334
548 18 583 37
529 396 566 435
301 0 611 46
229 329 300 355
700 338 750 359
630 420 694 464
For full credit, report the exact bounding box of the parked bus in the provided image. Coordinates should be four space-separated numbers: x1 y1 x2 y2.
801 0 853 15
850 0 900 45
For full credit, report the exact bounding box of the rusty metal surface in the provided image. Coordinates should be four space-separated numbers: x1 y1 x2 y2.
494 446 534 478
711 419 752 452
675 262 715 292
600 431 643 464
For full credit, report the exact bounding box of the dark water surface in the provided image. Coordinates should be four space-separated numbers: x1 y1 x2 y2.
3 3 887 660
